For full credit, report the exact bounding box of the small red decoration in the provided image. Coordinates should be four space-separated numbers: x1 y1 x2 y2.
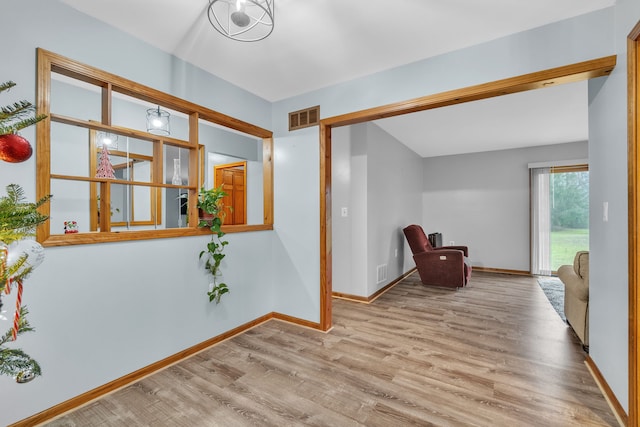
64 220 79 234
0 133 33 163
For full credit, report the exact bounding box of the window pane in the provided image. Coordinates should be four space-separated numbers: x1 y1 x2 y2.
110 183 158 227
164 145 190 186
51 122 91 177
109 137 154 183
111 92 189 141
550 171 589 271
199 120 264 225
50 179 91 235
51 73 102 123
165 188 189 228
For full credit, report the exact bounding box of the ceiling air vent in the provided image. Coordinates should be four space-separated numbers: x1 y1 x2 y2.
289 105 320 131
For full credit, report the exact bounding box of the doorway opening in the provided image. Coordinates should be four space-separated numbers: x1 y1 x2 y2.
214 161 247 225
319 56 615 332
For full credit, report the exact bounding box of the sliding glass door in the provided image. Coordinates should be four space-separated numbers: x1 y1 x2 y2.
531 165 589 275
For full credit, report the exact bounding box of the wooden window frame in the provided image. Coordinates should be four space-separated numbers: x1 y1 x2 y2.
36 48 274 246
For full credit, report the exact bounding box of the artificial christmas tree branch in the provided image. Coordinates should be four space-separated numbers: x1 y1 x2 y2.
0 184 51 246
0 81 46 135
0 308 42 381
0 183 51 382
0 79 51 382
0 308 34 347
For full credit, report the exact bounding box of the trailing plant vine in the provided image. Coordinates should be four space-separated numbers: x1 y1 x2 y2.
197 186 230 304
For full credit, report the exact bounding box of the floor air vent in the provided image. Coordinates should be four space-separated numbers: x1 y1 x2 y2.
377 264 388 284
289 105 320 131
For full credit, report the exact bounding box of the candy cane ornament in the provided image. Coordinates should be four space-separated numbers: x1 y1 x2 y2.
12 279 23 341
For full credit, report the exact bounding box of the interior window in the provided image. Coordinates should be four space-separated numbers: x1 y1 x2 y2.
36 48 274 246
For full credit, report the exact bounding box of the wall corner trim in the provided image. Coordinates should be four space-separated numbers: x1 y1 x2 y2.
585 355 629 426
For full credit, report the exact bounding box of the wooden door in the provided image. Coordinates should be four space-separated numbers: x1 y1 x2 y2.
214 161 247 225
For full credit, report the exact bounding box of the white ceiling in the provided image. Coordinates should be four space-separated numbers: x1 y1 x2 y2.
60 0 611 157
374 80 589 158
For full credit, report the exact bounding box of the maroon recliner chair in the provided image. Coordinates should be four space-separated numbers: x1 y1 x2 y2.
403 224 471 288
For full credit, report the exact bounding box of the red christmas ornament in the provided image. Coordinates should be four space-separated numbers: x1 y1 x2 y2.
0 133 33 163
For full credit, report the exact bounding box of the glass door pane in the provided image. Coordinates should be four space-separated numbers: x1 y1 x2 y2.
550 170 589 271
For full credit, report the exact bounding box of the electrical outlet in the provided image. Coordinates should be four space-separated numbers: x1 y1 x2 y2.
394 248 398 257
341 207 348 217
449 241 455 246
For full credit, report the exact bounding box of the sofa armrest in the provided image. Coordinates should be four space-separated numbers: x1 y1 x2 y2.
558 264 588 301
573 251 589 281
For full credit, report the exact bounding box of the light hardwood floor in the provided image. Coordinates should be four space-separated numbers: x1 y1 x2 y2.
44 272 617 426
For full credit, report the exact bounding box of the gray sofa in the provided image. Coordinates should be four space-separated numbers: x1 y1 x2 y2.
557 251 589 347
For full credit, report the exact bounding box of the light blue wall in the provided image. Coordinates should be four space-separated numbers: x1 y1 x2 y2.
0 1 277 425
331 123 422 297
587 0 640 413
271 8 615 135
365 123 423 295
331 126 367 296
0 0 634 424
271 126 321 319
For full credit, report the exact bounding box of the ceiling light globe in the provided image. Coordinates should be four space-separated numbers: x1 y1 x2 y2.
231 11 250 27
207 0 274 42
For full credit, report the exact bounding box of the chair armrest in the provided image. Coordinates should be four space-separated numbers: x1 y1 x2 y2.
415 249 464 264
435 246 468 257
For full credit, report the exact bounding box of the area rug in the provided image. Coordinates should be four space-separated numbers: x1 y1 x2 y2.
537 276 566 322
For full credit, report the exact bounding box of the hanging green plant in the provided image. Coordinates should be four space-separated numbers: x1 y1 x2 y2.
197 186 231 304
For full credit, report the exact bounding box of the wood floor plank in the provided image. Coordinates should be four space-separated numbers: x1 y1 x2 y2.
43 271 618 426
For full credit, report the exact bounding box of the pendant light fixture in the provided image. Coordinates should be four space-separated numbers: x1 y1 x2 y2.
207 0 274 42
146 106 171 136
96 131 118 150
